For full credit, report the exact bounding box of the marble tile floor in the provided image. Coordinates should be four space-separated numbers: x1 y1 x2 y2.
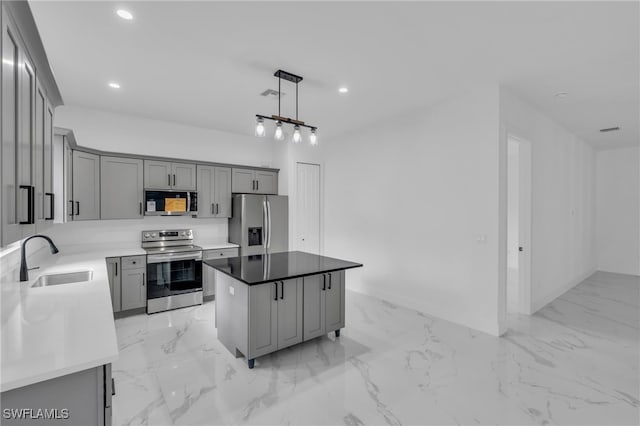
112 271 639 426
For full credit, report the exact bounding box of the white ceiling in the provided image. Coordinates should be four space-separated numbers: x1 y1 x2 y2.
30 1 639 149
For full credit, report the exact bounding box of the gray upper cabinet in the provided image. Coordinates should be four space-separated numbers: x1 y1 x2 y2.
72 151 100 221
172 162 196 190
101 156 143 219
248 278 303 359
255 170 277 194
197 165 231 218
144 160 172 190
1 11 36 244
231 168 254 193
34 83 54 231
144 160 196 190
232 168 278 194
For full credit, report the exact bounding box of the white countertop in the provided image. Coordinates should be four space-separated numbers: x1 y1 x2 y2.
196 241 239 251
0 244 145 392
0 241 237 392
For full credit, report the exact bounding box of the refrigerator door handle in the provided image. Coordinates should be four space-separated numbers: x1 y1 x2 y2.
263 200 268 250
267 200 272 249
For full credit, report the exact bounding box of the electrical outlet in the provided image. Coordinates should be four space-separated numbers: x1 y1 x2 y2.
229 286 235 296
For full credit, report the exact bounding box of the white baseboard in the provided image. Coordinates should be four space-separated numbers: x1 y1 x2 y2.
531 267 597 313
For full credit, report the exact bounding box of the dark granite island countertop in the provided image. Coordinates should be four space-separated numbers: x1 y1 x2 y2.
204 251 363 285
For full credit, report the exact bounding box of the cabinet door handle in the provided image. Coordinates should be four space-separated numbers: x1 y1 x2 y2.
168 174 171 186
211 203 214 214
115 262 118 276
328 273 332 290
273 282 278 301
68 200 74 217
173 174 176 186
322 274 326 291
280 281 284 300
216 203 219 215
112 378 116 396
142 273 145 286
139 202 143 216
256 180 259 191
45 193 54 220
19 185 35 224
75 201 80 216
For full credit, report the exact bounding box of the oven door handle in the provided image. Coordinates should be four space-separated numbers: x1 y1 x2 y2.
147 252 202 264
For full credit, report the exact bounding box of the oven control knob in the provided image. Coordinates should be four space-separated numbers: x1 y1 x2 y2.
144 233 151 238
151 233 157 238
181 231 186 236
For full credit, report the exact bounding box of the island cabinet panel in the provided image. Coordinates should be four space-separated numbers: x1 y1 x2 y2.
106 257 121 312
302 271 346 341
276 279 304 349
248 282 278 358
325 271 346 332
248 278 303 359
302 274 326 340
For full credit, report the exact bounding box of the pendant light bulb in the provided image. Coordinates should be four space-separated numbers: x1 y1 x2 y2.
255 117 265 137
292 125 302 144
274 121 284 141
309 129 318 146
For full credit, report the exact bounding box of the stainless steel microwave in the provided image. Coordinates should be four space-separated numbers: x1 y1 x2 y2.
144 190 197 216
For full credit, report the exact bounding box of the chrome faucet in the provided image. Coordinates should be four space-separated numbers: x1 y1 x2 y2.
20 235 59 282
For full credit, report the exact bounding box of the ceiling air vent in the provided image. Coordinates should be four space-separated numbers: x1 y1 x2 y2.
260 89 285 98
599 126 620 133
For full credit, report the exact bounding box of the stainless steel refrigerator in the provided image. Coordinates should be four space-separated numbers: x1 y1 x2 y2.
229 194 288 255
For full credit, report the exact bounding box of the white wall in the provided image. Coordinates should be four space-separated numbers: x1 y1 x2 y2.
323 86 503 336
499 89 596 313
596 146 640 275
55 105 275 168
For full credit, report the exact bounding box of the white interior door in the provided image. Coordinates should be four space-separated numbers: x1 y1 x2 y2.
296 163 320 254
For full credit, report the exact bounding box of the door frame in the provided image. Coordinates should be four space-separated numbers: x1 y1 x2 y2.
294 162 322 254
506 133 532 316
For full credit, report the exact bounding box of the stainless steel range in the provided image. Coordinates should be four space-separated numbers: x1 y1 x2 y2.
142 229 203 314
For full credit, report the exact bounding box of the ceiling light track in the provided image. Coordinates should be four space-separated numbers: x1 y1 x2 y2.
255 69 318 145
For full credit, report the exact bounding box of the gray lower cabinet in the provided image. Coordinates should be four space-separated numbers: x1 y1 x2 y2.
202 248 238 297
231 168 278 195
120 255 146 311
302 271 345 341
101 156 143 219
72 151 100 220
248 279 303 359
0 363 113 426
196 166 232 218
106 257 121 312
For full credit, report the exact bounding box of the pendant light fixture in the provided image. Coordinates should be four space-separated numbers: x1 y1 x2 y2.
255 69 318 145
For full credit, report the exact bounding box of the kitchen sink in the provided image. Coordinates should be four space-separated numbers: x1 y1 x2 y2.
31 270 93 288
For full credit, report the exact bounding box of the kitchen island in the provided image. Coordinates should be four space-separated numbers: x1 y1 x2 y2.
204 251 362 368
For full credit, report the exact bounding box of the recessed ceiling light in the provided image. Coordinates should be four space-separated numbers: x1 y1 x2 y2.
554 92 568 98
108 82 121 89
338 87 349 94
116 9 133 20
